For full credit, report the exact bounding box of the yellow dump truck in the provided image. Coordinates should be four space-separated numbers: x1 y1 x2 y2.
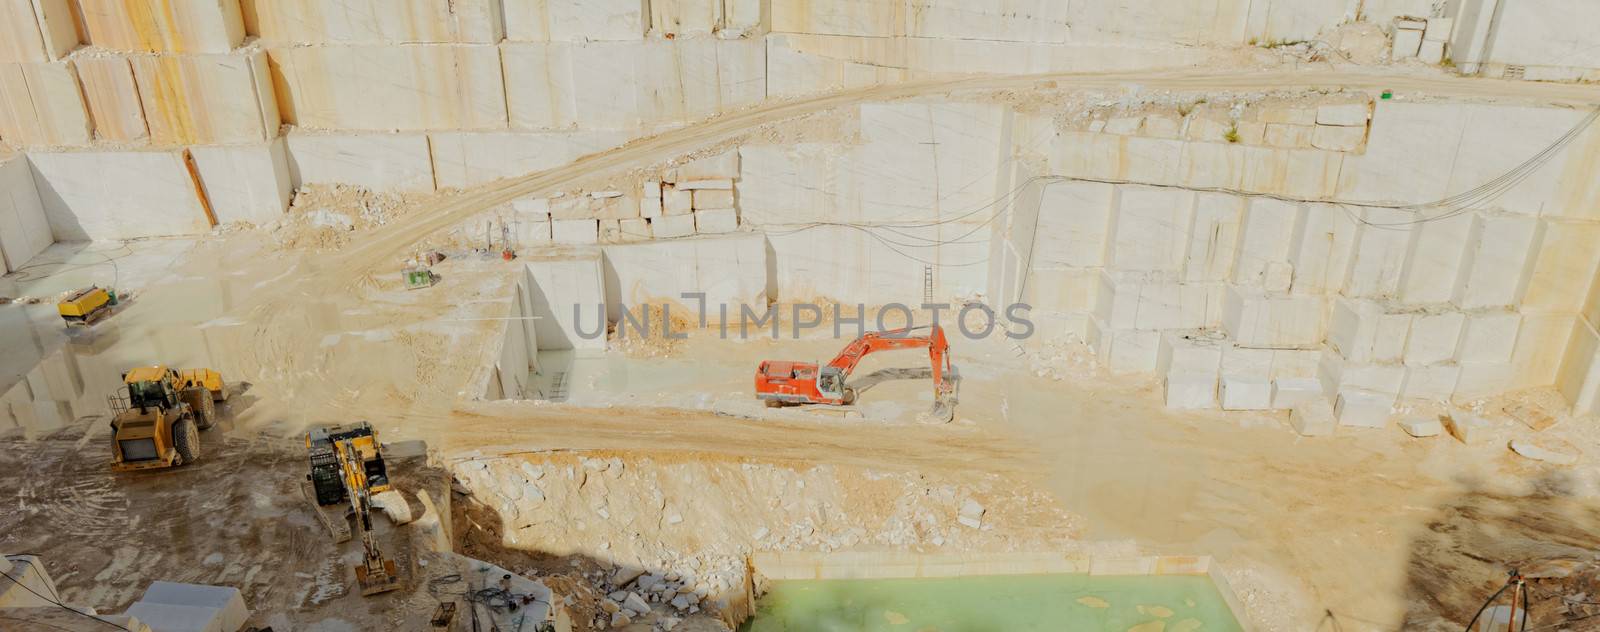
57 287 114 326
109 365 227 472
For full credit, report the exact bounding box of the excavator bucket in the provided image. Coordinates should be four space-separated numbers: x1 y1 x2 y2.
921 392 957 424
355 558 402 596
913 370 958 423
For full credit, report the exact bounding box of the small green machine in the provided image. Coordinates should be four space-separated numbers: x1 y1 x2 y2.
402 266 437 290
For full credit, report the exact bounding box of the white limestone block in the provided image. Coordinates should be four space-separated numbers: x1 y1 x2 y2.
513 197 551 218
1338 102 1467 204
641 194 664 219
1316 103 1370 127
286 133 436 192
76 55 147 143
1106 186 1194 272
1423 17 1454 41
677 179 734 190
1321 358 1408 405
1403 312 1466 365
273 44 504 132
1257 106 1317 126
515 217 552 246
1271 348 1322 379
1400 417 1443 437
1418 39 1445 64
1345 208 1415 298
1458 312 1521 363
137 581 249 632
1087 318 1161 374
1262 262 1293 293
1222 345 1274 379
78 0 243 52
599 219 623 243
1523 222 1600 313
603 233 766 316
1157 332 1224 376
1453 214 1540 309
1402 364 1462 400
1183 193 1244 282
190 140 293 226
552 219 599 244
1221 287 1325 349
1334 389 1394 428
694 209 739 234
692 189 735 210
1220 376 1272 410
1394 18 1427 30
129 51 275 143
1035 181 1115 269
1442 410 1491 444
28 150 209 240
1094 272 1219 331
1557 319 1600 416
1288 203 1357 295
1233 198 1299 285
1312 125 1366 151
618 218 652 242
1290 398 1337 436
1327 298 1411 363
1264 124 1313 148
0 154 52 271
1165 373 1218 409
1508 440 1579 466
1398 213 1474 305
1393 28 1423 59
1271 377 1323 410
0 0 76 62
652 214 696 239
505 0 647 42
0 60 91 147
664 187 694 214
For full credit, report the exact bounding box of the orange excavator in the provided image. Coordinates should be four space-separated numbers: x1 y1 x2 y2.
755 325 958 421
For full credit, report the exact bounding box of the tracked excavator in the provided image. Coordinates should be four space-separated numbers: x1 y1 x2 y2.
755 325 958 422
303 422 402 596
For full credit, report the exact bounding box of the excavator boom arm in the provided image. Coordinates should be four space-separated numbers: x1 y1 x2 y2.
824 326 954 392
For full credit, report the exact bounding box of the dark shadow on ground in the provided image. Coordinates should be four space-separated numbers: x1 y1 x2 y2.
1396 471 1600 631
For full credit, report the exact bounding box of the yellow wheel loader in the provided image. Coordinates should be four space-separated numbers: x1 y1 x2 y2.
108 366 228 472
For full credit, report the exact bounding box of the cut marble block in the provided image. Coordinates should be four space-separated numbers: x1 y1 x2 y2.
694 209 739 233
1271 377 1323 410
1290 398 1336 436
1088 318 1161 374
1220 376 1272 410
1334 389 1395 428
652 214 696 239
552 219 599 244
1165 373 1218 409
1221 286 1324 348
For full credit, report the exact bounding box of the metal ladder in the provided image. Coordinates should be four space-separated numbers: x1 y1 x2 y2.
547 371 569 402
922 265 935 305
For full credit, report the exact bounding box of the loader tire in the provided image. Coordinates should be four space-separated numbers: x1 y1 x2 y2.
173 417 200 466
842 388 857 406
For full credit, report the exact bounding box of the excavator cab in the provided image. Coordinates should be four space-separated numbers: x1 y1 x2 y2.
815 367 851 404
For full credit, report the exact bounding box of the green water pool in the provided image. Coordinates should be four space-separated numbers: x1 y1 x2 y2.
740 574 1243 632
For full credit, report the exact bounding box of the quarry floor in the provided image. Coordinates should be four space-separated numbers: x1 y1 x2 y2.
4 69 1600 631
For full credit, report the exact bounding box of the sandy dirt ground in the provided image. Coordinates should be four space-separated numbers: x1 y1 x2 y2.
3 67 1600 631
